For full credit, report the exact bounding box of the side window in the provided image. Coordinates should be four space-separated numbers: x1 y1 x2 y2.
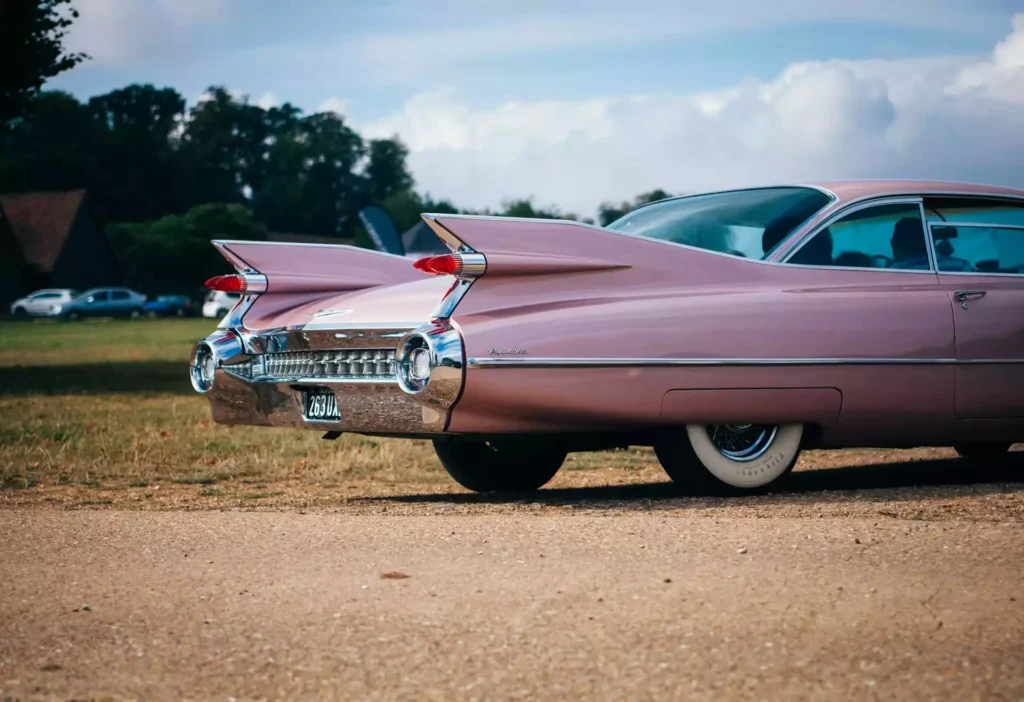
925 197 1024 227
788 203 929 270
87 291 110 302
930 225 1024 274
111 290 129 301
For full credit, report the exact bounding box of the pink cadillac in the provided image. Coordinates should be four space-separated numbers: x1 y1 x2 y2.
190 181 1024 494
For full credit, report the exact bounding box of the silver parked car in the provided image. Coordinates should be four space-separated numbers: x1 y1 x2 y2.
9 289 80 318
57 287 147 320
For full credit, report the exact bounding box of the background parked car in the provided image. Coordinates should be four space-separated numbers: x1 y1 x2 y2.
145 294 195 318
9 289 79 318
202 290 240 319
57 287 147 320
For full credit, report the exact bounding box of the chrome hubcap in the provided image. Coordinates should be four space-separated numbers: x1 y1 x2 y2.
706 424 778 462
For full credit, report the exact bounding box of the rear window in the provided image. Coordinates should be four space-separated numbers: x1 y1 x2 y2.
606 187 832 259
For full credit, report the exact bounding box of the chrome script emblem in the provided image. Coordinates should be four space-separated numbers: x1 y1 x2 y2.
488 348 527 355
310 309 353 319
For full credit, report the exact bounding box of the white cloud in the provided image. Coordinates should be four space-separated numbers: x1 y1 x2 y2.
68 0 234 62
317 97 350 115
364 14 1024 216
255 91 280 109
949 13 1024 102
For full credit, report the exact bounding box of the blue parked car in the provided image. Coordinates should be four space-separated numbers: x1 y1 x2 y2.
144 294 195 318
58 287 148 320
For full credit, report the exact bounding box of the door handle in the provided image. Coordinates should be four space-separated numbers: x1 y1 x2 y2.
954 290 986 309
955 290 986 301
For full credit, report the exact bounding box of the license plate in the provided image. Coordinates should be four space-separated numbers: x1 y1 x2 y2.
302 387 340 422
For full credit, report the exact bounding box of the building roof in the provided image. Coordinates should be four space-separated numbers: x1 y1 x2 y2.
0 190 87 272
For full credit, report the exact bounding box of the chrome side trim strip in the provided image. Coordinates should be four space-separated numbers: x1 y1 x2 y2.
467 357 961 368
935 271 1024 278
957 359 1024 364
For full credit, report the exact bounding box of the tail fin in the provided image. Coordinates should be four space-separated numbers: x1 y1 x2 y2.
211 239 423 329
421 215 630 276
214 240 420 293
416 214 765 321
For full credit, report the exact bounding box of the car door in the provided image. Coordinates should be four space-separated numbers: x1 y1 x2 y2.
782 198 957 437
924 197 1024 419
83 290 110 316
26 292 56 315
109 289 131 315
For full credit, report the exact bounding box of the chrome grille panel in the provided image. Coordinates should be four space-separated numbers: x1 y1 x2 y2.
249 348 397 381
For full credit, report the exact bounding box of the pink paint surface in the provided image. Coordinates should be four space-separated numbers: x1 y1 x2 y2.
210 180 1024 442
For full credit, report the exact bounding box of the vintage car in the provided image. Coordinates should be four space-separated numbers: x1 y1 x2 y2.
190 181 1024 494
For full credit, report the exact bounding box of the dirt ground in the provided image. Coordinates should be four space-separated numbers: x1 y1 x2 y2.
2 510 1022 701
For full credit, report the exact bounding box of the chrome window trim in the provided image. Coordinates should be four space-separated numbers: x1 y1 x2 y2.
467 357 961 368
921 201 939 274
933 271 1024 278
926 221 1024 278
773 191 1024 262
780 197 934 272
927 222 1024 231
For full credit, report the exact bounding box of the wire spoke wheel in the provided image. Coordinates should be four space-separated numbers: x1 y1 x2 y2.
706 424 779 462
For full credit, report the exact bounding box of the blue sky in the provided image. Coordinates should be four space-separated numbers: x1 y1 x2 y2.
51 1 1024 215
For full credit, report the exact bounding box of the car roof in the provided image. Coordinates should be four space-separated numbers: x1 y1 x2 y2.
808 180 1024 203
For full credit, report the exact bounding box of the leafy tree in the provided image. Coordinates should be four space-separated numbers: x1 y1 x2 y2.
180 87 254 204
108 203 266 294
0 0 88 127
598 188 675 226
501 198 561 219
87 84 189 220
0 90 104 195
379 190 459 235
365 137 414 202
297 111 365 236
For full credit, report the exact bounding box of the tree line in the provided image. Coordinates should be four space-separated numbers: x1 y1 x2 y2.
1 2 676 294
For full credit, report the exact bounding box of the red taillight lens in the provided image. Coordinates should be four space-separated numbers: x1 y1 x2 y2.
205 275 246 292
413 254 460 276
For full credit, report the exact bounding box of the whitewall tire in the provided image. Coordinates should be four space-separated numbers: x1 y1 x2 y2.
655 423 803 494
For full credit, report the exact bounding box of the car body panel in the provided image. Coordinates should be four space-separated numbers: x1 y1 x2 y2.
191 180 1024 447
145 296 194 316
935 273 1024 419
60 287 146 318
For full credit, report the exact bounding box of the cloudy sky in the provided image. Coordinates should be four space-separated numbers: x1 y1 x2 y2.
52 0 1024 217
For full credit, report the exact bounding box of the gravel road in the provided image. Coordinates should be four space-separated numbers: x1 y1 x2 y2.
2 509 1022 701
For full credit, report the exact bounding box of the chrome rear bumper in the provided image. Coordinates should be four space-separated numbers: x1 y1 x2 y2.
190 322 464 435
